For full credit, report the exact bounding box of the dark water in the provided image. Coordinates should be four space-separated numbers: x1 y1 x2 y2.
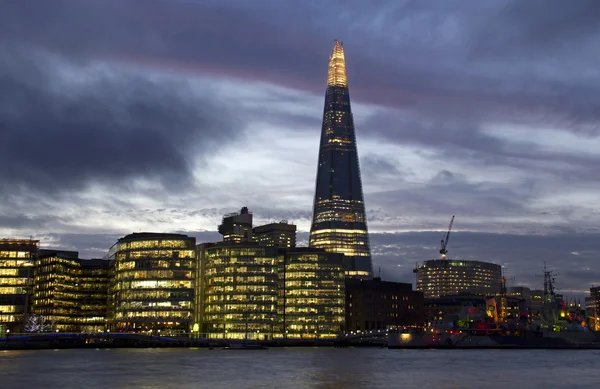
0 347 598 388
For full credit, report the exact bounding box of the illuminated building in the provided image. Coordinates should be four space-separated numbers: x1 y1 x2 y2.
0 239 38 333
107 233 196 334
309 40 372 279
585 286 600 330
218 207 253 243
345 278 424 332
253 221 297 248
32 250 110 332
415 259 502 299
281 248 345 339
199 242 279 340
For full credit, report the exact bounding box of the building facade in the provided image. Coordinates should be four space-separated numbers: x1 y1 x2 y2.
199 243 279 340
253 221 297 248
345 278 424 332
0 239 38 334
108 233 196 334
32 250 110 332
415 259 502 299
218 207 253 243
281 248 345 339
308 40 372 279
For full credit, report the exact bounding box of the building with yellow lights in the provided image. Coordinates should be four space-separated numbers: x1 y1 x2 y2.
308 40 372 279
195 208 347 340
253 221 296 248
107 233 196 334
32 250 110 332
218 207 253 244
0 239 38 334
197 242 280 340
280 248 345 339
415 259 502 299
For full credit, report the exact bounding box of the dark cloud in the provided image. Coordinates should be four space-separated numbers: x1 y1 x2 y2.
3 0 600 131
0 46 237 195
475 0 600 54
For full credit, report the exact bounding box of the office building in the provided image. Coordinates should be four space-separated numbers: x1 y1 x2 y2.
218 207 253 243
0 239 38 333
253 221 297 248
199 242 279 340
415 259 502 299
32 250 110 332
308 40 372 279
345 278 424 332
107 233 196 334
281 248 345 339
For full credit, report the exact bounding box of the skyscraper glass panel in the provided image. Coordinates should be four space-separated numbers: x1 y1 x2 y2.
309 41 373 279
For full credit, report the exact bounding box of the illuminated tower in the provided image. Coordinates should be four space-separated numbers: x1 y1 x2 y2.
309 40 372 279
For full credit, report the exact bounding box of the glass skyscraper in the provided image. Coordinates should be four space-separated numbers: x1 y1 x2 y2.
309 40 373 279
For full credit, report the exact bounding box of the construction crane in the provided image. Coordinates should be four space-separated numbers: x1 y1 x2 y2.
439 215 455 260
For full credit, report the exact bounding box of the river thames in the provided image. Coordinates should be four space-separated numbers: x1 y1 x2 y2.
1 348 598 388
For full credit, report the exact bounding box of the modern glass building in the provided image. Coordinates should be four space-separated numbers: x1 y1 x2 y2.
415 259 502 299
199 243 279 340
309 40 372 279
0 239 38 333
33 250 110 332
107 233 196 334
281 248 345 339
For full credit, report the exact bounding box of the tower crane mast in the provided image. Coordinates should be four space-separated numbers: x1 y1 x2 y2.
439 215 455 260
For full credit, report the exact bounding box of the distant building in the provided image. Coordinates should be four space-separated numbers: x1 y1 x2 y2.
107 233 196 334
281 248 345 339
218 207 253 243
33 250 110 332
424 294 523 324
253 221 297 248
345 278 424 332
586 286 600 330
0 239 39 333
529 289 545 318
415 259 502 299
507 286 531 299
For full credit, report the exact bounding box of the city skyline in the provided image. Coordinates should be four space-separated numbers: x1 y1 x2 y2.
1 1 599 293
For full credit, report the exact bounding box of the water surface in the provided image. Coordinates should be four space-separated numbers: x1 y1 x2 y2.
1 347 598 388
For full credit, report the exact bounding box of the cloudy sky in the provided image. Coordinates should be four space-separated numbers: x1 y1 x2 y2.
1 0 599 295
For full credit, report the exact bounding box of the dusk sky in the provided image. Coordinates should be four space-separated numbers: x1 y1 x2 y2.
1 0 599 294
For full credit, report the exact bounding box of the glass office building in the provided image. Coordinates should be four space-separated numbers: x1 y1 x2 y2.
0 239 38 333
281 249 345 339
200 243 279 340
309 40 372 279
33 250 110 332
108 233 196 334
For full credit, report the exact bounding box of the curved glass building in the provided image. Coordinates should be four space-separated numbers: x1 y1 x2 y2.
309 40 372 279
108 233 196 334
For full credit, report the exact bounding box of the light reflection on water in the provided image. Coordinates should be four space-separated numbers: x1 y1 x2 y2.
0 347 599 389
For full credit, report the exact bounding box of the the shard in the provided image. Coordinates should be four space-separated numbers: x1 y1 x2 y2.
308 40 373 279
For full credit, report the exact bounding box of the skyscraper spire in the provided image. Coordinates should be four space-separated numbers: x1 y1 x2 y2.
309 40 372 279
327 40 347 87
